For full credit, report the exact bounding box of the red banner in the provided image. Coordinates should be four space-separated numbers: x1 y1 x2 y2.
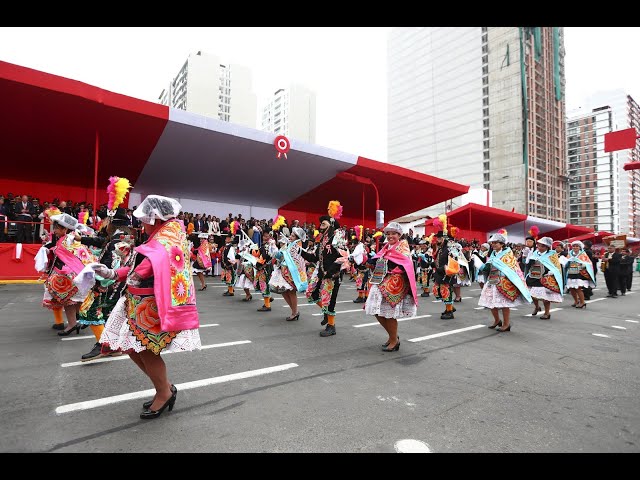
0 243 43 281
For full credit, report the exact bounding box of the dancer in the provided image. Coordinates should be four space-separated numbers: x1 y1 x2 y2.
255 230 278 312
300 201 347 336
220 229 238 297
524 236 564 320
352 225 370 303
479 229 532 332
431 214 457 320
95 194 200 420
190 233 212 291
364 222 418 352
564 240 596 309
269 226 309 321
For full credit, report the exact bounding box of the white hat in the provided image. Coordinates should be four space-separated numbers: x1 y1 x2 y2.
383 222 403 234
133 195 182 225
481 243 490 250
50 213 78 231
571 240 584 249
537 236 553 248
488 231 507 244
292 227 307 242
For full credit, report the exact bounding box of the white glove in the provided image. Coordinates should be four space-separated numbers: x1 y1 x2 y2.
92 263 117 280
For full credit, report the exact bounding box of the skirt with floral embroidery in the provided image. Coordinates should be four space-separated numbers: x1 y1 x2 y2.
100 289 201 356
365 284 417 319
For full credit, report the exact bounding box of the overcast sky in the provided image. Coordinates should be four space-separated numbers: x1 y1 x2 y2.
0 27 637 162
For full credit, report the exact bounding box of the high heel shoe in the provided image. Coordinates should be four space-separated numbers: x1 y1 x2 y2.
57 324 81 336
143 384 176 410
199 284 207 291
140 387 178 420
381 336 399 348
382 338 400 352
286 312 300 322
577 303 586 308
532 306 541 316
496 325 511 332
488 321 502 329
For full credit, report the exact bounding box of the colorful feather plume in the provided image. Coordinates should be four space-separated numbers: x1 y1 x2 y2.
107 176 132 211
372 231 382 239
354 225 363 242
313 229 319 239
449 226 459 238
327 200 343 220
44 206 61 220
272 215 286 231
78 210 89 225
438 214 448 235
187 223 194 235
230 220 240 236
432 217 442 229
426 233 434 244
528 225 540 240
497 228 507 235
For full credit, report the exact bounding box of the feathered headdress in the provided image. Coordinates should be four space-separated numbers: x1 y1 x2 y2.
106 176 132 215
272 215 286 231
497 228 507 236
527 225 540 240
449 226 459 239
354 225 363 242
186 222 194 235
78 210 89 225
432 213 448 235
372 231 382 239
230 220 240 236
327 200 343 220
44 206 61 220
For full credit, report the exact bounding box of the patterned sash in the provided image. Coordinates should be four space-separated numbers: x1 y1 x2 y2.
378 273 409 307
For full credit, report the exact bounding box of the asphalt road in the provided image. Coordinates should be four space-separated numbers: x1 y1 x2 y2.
1 275 639 453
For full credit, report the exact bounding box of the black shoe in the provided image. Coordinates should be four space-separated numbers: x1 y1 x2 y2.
441 307 456 315
381 339 400 352
80 323 89 330
320 324 336 337
57 324 81 336
51 323 65 330
242 294 253 302
453 298 462 303
286 313 300 321
222 291 234 297
353 297 364 303
321 313 328 326
140 387 177 420
440 312 454 320
143 384 176 410
421 292 429 297
81 342 104 362
257 305 271 312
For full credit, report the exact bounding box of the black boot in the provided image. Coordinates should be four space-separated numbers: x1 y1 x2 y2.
320 324 336 337
321 313 328 326
81 342 104 362
440 311 454 320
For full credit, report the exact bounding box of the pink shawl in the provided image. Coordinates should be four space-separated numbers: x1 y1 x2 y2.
372 240 418 305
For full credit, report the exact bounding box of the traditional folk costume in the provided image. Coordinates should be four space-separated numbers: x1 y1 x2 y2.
98 195 201 356
431 214 457 319
192 234 213 276
471 244 490 286
41 213 97 336
234 232 258 301
220 229 238 297
268 229 308 295
524 236 564 319
351 225 370 304
416 240 433 297
448 231 471 302
478 230 532 310
255 236 278 311
364 226 418 320
564 240 596 309
300 201 347 337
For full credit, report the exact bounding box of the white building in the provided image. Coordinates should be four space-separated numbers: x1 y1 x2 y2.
566 106 620 233
387 27 567 222
158 51 257 129
573 90 640 236
260 84 316 143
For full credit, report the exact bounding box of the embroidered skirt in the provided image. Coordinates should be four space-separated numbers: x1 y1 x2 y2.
566 278 595 289
529 286 563 303
478 284 529 308
269 265 295 293
365 284 416 319
100 290 201 356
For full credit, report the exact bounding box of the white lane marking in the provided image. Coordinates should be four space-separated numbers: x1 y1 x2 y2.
199 323 220 328
56 363 298 414
285 300 352 308
592 333 610 338
272 296 308 300
312 309 364 316
432 300 441 303
409 324 485 342
353 314 432 328
61 335 95 342
626 291 636 295
394 439 432 453
525 307 562 317
625 319 639 323
60 340 251 368
469 289 482 292
474 307 518 310
585 298 606 304
611 326 627 330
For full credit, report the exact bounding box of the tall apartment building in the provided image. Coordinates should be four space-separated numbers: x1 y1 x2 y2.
158 51 257 128
388 27 567 222
567 106 620 233
260 84 316 143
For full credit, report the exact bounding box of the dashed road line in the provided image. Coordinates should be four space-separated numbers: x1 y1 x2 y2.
353 314 432 328
408 324 485 342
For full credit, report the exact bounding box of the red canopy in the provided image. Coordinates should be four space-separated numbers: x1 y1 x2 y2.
545 224 594 241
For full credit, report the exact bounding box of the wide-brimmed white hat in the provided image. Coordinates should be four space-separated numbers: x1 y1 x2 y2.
50 213 78 231
292 227 307 242
537 236 553 248
133 195 182 225
488 231 507 244
383 222 403 234
571 240 584 249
